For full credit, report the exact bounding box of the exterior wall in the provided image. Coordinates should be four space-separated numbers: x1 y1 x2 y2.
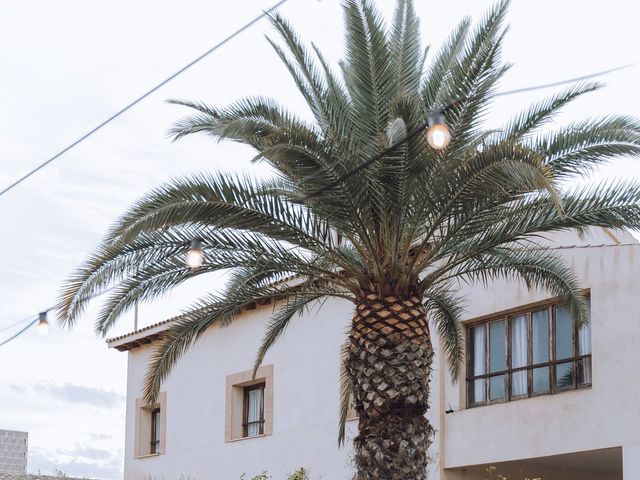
0 430 27 475
442 228 638 477
119 228 638 479
123 298 364 480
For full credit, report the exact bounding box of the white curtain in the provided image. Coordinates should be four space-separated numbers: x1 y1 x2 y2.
578 320 592 383
511 315 528 396
247 389 261 436
473 327 486 402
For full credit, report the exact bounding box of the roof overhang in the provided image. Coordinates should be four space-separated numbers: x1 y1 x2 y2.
106 320 172 352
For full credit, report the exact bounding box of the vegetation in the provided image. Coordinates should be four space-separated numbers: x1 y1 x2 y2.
483 466 541 480
58 0 640 478
240 469 308 480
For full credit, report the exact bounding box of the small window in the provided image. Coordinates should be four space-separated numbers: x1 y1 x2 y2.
134 392 166 457
243 383 265 437
225 365 273 442
467 298 591 407
150 408 161 454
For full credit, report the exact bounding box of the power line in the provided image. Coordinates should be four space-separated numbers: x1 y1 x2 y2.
305 62 636 199
0 0 290 200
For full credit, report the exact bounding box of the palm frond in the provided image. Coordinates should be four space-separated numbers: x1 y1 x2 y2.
338 340 353 447
142 281 349 404
423 287 465 380
499 82 601 140
252 292 327 376
437 248 588 326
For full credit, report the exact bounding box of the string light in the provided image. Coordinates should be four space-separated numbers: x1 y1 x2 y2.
186 239 205 269
426 114 451 150
0 286 117 349
37 311 49 337
304 63 635 200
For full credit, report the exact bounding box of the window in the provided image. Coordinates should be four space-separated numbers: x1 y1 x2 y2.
150 408 161 454
134 391 166 457
243 384 265 437
225 365 273 442
467 299 591 407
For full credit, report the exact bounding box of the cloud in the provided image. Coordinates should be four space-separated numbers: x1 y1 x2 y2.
9 384 26 393
30 447 122 480
31 383 124 408
61 446 116 461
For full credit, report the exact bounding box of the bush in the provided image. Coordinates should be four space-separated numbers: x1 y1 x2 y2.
240 468 308 480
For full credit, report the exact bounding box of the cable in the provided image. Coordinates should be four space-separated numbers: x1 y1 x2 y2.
0 314 38 334
0 318 38 348
491 63 635 98
0 0 290 199
0 286 117 349
305 62 636 199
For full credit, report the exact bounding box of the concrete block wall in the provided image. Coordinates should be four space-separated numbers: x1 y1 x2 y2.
0 430 27 475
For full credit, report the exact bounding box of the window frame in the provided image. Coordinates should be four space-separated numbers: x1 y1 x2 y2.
242 383 266 438
225 365 273 442
466 296 592 408
134 391 166 458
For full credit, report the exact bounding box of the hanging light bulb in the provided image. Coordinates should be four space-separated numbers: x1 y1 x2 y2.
37 311 49 337
426 114 451 150
186 238 204 268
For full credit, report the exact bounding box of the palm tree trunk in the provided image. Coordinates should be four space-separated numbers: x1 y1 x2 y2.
347 292 434 480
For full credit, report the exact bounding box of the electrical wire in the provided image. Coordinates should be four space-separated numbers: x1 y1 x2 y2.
0 0 290 199
0 287 117 349
304 62 636 199
0 314 38 334
0 318 38 348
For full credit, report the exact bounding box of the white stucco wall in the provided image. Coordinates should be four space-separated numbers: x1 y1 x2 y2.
124 297 362 480
118 228 638 479
442 228 639 477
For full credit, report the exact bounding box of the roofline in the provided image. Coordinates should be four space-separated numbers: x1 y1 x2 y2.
106 297 277 352
106 319 172 352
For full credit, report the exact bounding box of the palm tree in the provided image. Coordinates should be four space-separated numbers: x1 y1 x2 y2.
58 1 640 478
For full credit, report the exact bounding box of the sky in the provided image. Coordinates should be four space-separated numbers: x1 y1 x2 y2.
0 0 639 478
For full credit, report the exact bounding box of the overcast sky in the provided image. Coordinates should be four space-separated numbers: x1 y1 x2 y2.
1 1 639 478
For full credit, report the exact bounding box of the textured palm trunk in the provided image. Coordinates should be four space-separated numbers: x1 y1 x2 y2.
347 292 434 480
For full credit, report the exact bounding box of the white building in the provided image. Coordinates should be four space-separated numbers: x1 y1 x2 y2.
108 228 640 479
0 430 27 475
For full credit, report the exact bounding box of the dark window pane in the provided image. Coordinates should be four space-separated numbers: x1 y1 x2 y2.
469 379 486 404
578 357 592 385
555 361 575 389
150 408 160 454
470 325 486 377
489 321 505 373
489 375 505 401
532 309 550 363
533 367 550 394
555 306 573 360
